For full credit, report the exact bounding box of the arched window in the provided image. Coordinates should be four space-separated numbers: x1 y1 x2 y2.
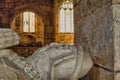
11 11 44 46
59 0 74 33
23 12 35 32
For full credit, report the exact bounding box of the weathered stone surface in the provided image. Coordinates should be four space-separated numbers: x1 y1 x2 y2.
0 49 42 80
0 64 27 80
0 28 19 49
111 3 119 80
0 44 93 80
112 2 120 80
113 20 120 71
0 28 93 80
74 0 116 80
115 73 120 80
80 66 114 80
112 0 120 4
26 43 93 80
112 5 120 22
74 0 113 70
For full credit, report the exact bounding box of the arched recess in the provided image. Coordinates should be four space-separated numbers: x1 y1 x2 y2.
10 11 45 57
11 11 44 46
9 4 48 46
9 3 54 57
10 5 54 45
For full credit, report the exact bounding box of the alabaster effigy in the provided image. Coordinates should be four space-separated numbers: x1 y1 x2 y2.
0 28 93 80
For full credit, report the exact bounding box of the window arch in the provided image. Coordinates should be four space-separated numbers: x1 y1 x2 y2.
59 0 74 33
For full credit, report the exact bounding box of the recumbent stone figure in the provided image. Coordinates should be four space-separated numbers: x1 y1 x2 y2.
0 28 93 80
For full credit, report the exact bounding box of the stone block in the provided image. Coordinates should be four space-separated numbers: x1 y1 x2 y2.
115 72 120 80
5 3 9 8
112 4 120 71
0 3 4 8
112 5 120 21
8 3 15 8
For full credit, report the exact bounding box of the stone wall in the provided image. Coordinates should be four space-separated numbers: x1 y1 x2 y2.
112 0 120 79
74 0 115 80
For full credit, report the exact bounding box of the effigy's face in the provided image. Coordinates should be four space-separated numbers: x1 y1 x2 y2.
0 28 20 49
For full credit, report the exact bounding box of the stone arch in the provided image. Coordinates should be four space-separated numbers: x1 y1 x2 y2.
10 4 45 46
10 4 47 25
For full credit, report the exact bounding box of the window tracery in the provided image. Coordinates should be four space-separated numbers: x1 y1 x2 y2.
59 0 74 33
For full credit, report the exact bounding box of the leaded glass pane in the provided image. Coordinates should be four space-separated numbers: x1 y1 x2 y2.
59 0 74 33
23 12 29 32
30 12 35 32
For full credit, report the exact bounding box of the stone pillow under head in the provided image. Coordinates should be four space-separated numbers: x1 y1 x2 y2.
0 28 20 49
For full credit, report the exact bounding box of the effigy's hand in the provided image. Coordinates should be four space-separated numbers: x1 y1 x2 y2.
0 28 20 49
